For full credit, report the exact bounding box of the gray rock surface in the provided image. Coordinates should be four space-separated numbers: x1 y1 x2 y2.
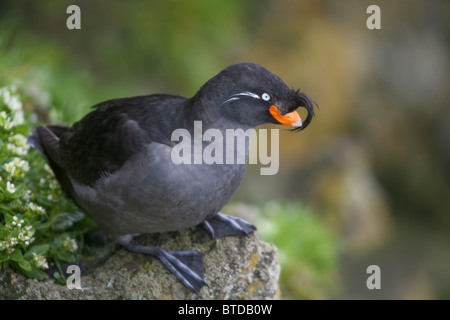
0 225 280 299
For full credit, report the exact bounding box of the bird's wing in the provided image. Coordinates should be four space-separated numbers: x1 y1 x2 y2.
58 94 188 185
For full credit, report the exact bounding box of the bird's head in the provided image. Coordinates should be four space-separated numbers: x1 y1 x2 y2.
195 62 317 131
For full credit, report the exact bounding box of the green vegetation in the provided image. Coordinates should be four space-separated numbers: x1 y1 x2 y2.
0 85 95 282
257 202 340 299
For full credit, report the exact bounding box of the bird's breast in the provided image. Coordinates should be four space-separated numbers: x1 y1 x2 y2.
72 142 248 235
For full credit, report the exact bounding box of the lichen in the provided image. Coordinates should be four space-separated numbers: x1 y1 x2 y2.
249 252 260 270
0 225 281 299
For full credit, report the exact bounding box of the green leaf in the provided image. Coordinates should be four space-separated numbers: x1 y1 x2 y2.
0 227 7 238
29 244 50 255
51 219 73 231
24 244 50 260
65 211 85 222
20 266 49 280
0 251 9 263
10 249 24 262
18 259 32 271
2 260 10 269
4 213 14 225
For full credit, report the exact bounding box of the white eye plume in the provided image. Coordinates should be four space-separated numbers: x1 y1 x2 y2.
222 91 261 105
261 93 271 101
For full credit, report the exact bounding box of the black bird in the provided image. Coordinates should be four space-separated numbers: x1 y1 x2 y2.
29 62 316 293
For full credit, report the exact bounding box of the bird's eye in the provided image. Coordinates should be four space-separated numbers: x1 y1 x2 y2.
261 93 271 101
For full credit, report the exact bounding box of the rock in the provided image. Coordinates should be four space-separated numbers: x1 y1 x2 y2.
0 225 280 299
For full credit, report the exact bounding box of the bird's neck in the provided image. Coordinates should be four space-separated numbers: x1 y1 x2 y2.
175 99 254 166
184 97 253 133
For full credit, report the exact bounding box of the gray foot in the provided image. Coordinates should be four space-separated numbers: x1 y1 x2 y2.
116 235 206 293
203 212 256 239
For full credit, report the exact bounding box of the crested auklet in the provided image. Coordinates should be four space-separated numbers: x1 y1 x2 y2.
29 62 316 293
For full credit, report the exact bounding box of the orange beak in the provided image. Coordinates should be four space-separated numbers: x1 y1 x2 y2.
269 105 302 127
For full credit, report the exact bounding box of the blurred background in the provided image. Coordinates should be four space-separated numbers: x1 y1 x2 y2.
1 0 449 299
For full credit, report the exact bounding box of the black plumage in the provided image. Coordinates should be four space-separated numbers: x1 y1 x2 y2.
29 62 316 293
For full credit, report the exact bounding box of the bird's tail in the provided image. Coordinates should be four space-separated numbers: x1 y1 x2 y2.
28 124 77 202
28 124 68 153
